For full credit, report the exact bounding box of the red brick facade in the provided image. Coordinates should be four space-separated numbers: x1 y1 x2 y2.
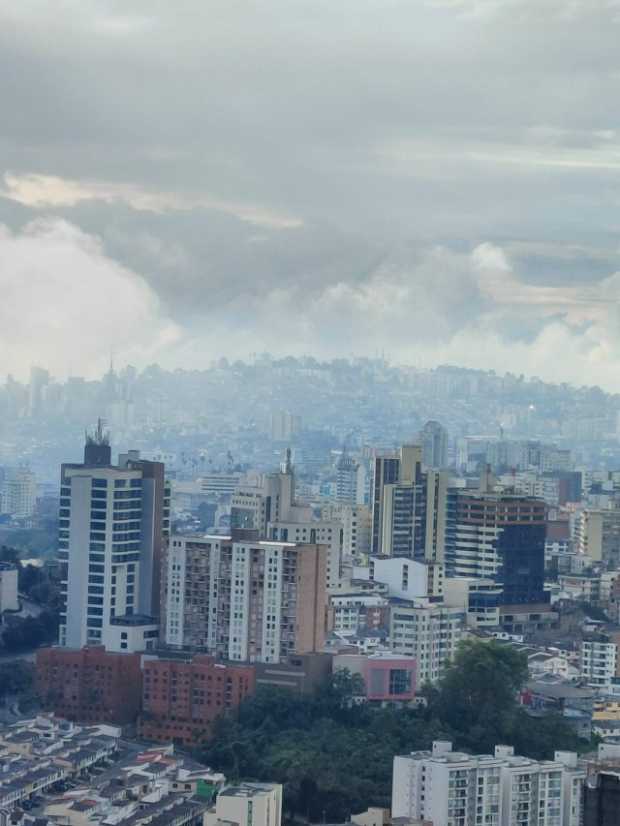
138 655 255 746
36 646 143 725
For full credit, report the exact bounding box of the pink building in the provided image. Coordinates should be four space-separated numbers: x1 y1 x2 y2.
334 653 416 702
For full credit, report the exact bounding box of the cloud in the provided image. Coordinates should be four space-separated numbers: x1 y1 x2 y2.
0 218 179 380
159 241 620 390
2 217 620 390
0 173 302 230
3 1 620 387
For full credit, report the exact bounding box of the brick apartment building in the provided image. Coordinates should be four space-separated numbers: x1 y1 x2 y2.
36 646 143 725
138 655 256 746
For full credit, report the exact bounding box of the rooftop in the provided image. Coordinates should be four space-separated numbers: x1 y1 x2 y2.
220 783 279 798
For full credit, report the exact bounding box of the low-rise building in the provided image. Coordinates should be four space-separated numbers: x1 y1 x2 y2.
329 591 390 638
36 646 143 726
333 652 416 703
0 715 120 809
204 783 282 826
254 652 333 695
138 654 255 747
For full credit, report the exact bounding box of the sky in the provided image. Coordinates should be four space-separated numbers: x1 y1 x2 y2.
2 0 620 387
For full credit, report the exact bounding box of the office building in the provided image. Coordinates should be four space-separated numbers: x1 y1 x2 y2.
447 492 547 606
205 783 282 826
371 450 404 555
419 420 449 469
58 424 170 649
164 535 327 663
390 601 464 684
139 655 255 746
371 446 450 563
393 742 584 826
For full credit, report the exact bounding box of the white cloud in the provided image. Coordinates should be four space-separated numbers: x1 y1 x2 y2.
0 173 303 230
0 218 180 380
164 242 620 390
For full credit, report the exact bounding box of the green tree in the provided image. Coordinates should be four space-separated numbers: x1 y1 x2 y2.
430 639 527 751
198 640 593 821
0 661 34 699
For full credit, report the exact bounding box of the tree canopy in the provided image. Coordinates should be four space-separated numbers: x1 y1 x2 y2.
199 641 588 822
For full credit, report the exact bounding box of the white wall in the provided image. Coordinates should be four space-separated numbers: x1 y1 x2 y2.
371 556 428 599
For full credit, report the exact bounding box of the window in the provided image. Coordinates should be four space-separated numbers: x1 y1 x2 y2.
389 668 412 695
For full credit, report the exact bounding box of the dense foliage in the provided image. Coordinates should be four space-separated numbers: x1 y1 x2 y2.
0 546 61 652
199 641 590 822
0 661 35 700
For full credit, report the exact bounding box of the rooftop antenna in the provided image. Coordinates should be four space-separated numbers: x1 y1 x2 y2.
85 417 110 447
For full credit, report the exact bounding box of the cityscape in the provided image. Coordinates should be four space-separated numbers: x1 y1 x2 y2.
4 2 620 825
3 366 620 824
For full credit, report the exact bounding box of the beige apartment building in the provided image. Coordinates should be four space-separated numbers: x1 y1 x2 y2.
164 534 327 663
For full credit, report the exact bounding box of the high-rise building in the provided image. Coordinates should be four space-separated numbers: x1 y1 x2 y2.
389 601 464 684
371 448 412 556
164 535 327 663
322 502 372 558
232 453 342 589
270 410 301 442
335 451 361 504
419 420 449 469
393 742 584 826
58 424 170 649
575 508 620 568
584 771 620 825
580 631 620 692
0 562 18 612
447 492 547 606
371 446 449 563
28 365 49 417
231 452 309 534
0 467 37 519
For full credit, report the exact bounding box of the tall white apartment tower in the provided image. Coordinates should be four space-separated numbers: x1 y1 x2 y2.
58 423 169 649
